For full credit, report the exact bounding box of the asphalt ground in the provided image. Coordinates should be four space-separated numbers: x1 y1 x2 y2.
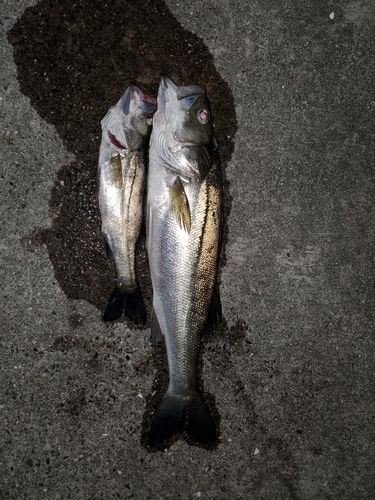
1 0 374 498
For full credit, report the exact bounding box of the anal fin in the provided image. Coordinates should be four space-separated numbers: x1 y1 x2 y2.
102 234 114 259
151 309 164 344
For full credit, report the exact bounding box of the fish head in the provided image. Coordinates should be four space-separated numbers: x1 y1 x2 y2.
160 76 214 147
102 84 157 151
123 84 157 142
156 76 216 180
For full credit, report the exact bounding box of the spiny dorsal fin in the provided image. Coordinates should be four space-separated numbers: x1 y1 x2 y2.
110 153 123 189
169 176 191 233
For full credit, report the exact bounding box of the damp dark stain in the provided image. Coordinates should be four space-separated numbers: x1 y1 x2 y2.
68 312 86 329
65 387 87 416
51 335 88 352
8 0 237 317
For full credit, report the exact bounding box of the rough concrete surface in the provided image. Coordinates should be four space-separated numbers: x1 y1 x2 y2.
1 0 374 498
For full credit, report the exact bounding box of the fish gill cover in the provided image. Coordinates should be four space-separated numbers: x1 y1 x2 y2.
8 0 237 316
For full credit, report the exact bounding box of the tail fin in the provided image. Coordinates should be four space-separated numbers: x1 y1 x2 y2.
148 392 216 447
103 287 126 322
148 394 187 446
186 395 216 444
103 285 146 324
124 285 146 325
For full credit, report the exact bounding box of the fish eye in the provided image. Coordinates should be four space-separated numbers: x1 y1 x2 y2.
197 109 210 123
146 116 153 126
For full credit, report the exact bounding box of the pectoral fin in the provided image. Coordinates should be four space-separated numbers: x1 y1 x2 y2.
110 153 123 189
169 177 191 233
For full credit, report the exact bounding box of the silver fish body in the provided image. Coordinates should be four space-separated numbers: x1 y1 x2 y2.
99 147 146 290
98 84 156 323
147 76 222 446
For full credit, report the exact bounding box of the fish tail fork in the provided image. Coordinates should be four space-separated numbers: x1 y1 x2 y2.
148 392 216 447
103 283 146 324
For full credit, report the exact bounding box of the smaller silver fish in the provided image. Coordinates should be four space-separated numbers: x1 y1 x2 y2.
98 84 156 323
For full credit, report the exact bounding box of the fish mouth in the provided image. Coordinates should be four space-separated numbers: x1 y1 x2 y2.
122 83 157 115
158 75 175 110
160 75 177 92
160 75 206 101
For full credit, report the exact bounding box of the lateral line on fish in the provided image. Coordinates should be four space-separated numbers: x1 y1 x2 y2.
125 153 139 217
196 180 210 264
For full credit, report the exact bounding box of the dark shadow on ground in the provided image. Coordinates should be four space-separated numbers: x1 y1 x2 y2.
8 0 237 317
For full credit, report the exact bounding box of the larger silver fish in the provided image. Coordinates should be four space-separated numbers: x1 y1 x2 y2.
98 84 156 323
147 76 222 446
